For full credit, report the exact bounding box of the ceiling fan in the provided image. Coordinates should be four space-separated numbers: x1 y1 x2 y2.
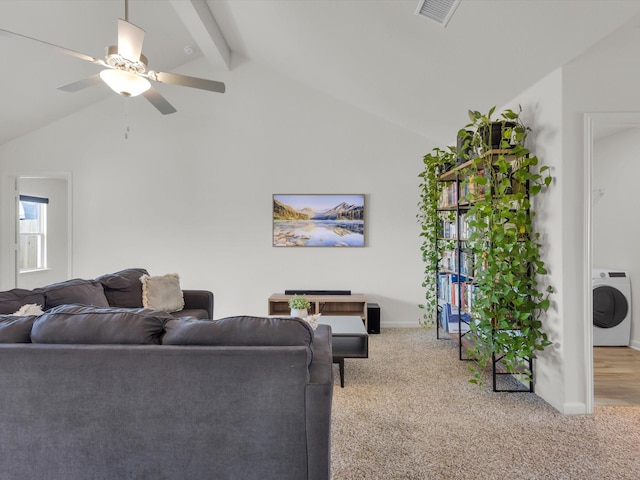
0 0 225 115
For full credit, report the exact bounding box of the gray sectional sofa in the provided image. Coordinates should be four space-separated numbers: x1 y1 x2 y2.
0 267 214 319
0 270 333 480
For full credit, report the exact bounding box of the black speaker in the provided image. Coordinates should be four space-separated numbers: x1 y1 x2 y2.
367 303 380 334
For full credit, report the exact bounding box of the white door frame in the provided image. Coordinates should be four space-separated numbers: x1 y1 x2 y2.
583 112 640 413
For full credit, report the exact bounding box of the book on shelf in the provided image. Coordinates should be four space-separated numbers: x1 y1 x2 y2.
440 303 471 333
438 183 458 208
462 169 487 201
438 216 457 239
439 249 474 278
458 213 476 240
437 273 475 312
439 250 454 272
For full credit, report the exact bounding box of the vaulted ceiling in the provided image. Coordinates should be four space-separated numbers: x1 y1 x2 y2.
1 0 640 147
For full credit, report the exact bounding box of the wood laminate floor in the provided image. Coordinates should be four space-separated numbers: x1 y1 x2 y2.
594 346 640 406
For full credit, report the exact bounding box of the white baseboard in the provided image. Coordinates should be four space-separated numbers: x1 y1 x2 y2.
630 339 640 351
562 402 589 415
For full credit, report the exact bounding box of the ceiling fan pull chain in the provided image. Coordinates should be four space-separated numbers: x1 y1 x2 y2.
124 97 130 140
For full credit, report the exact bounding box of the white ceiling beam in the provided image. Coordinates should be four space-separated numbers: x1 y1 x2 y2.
170 0 230 70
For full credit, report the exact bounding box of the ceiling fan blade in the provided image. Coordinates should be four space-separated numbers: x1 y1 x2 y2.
0 28 105 66
117 18 145 63
151 71 225 94
142 87 177 115
57 74 103 92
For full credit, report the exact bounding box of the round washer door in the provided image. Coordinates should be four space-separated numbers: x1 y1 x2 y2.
593 285 629 329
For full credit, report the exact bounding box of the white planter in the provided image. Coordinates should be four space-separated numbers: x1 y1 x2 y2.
290 309 308 318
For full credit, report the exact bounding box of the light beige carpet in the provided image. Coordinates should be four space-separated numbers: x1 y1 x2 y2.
330 327 640 480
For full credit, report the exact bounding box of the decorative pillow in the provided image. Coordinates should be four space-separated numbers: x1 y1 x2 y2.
304 313 321 330
0 288 46 315
13 303 44 316
0 315 37 343
31 305 171 345
96 268 149 308
140 274 184 313
40 278 110 310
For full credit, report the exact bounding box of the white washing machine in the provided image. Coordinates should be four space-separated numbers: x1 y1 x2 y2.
593 268 632 346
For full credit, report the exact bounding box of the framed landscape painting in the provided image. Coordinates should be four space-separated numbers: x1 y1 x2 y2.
273 194 365 247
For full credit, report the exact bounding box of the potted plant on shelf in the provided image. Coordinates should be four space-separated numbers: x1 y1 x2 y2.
289 295 311 318
466 106 525 155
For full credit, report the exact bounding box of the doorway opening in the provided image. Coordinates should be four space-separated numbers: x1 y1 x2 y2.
585 113 640 410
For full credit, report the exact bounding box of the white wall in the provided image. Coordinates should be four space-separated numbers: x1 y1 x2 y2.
593 128 640 348
499 70 567 412
0 58 429 325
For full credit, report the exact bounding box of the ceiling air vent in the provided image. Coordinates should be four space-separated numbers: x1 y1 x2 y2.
415 0 461 27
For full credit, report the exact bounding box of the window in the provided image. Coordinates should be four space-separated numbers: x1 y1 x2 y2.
19 195 48 272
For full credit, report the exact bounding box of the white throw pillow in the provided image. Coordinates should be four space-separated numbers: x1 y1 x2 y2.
140 273 184 313
303 313 321 330
14 303 44 316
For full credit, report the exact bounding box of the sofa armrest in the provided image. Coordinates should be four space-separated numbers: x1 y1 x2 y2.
309 325 333 385
182 290 214 319
306 324 333 480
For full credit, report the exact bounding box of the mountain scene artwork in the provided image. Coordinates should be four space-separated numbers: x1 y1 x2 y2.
273 194 365 247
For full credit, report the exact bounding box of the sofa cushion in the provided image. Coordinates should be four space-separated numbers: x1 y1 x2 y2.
170 308 209 320
163 316 314 347
0 315 37 343
96 268 149 308
31 305 171 345
0 288 46 314
141 273 184 313
40 278 110 310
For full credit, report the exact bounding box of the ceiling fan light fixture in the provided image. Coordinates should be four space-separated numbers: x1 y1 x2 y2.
99 68 150 97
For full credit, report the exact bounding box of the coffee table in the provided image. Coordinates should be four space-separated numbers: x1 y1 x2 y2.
318 316 369 388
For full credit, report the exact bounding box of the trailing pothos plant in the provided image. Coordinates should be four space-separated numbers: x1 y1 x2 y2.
417 146 456 326
460 106 553 385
